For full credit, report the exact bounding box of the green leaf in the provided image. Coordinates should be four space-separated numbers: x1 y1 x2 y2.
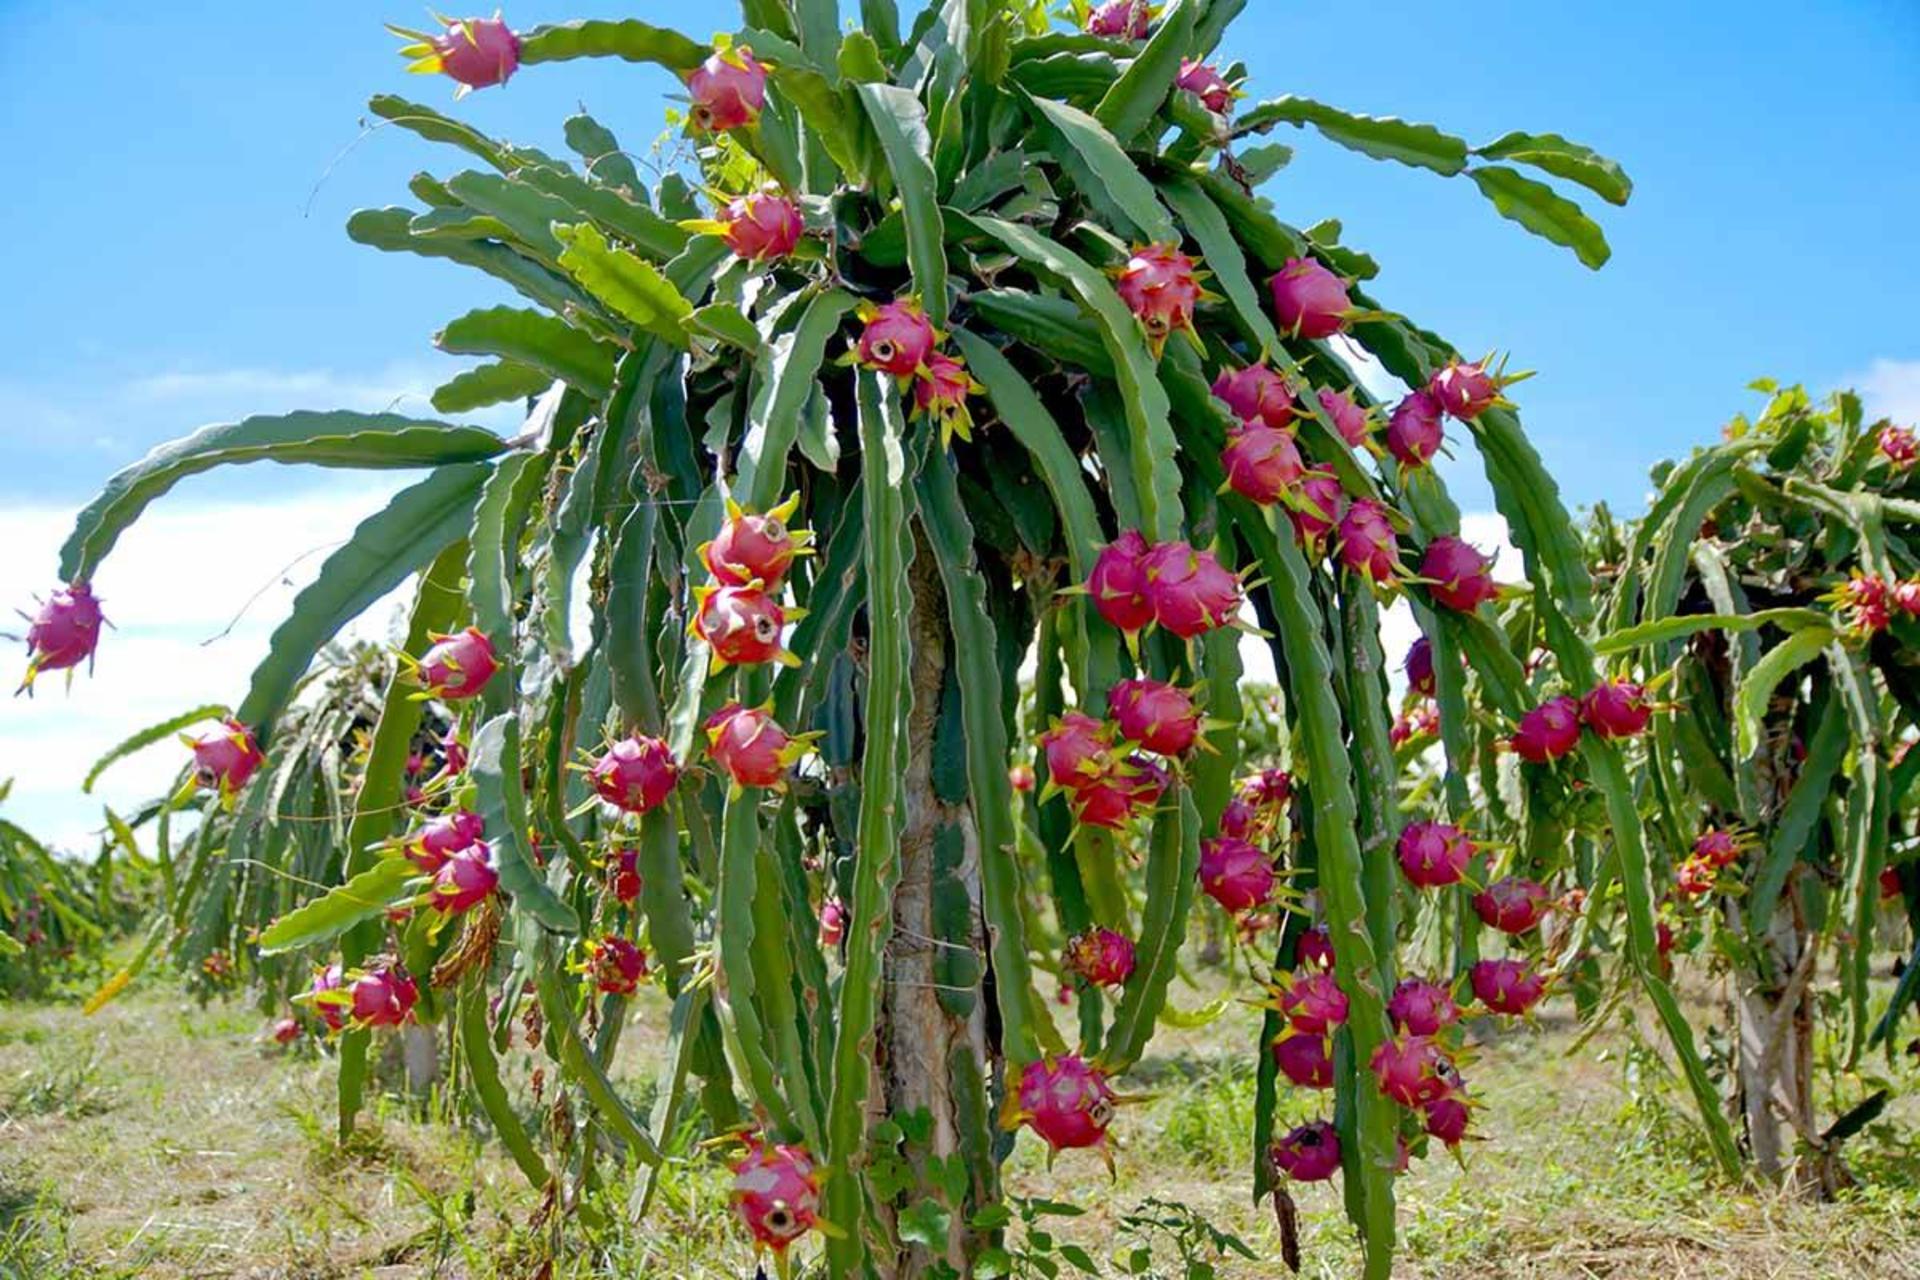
367 95 509 170
59 411 504 581
436 306 618 397
511 164 691 261
466 452 543 670
517 18 708 71
1474 131 1632 205
553 223 695 347
1733 627 1834 757
854 84 949 328
1023 93 1175 243
347 207 595 319
896 1199 953 1249
1103 795 1200 1069
82 704 229 793
442 171 575 261
471 714 581 933
459 985 548 1188
1093 0 1194 143
237 464 490 739
1747 693 1847 939
1594 607 1830 654
1467 165 1612 269
684 302 765 353
256 857 417 954
432 361 553 414
966 290 1112 375
737 289 855 510
562 111 643 191
1237 96 1469 174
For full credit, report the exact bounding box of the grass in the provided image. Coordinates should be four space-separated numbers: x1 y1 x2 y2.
1 964 1917 1279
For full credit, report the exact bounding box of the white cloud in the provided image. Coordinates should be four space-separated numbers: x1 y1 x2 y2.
1854 358 1920 425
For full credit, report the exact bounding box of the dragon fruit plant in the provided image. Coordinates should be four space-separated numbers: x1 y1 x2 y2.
1592 382 1920 1194
40 2 1635 1273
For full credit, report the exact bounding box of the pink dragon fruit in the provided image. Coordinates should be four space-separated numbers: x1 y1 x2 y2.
855 298 937 379
1387 977 1460 1036
1427 359 1501 420
588 935 649 995
607 846 642 905
1391 699 1440 747
719 189 804 261
1087 530 1156 634
19 580 104 690
1385 391 1446 469
270 1017 302 1045
1405 636 1435 696
1012 1055 1117 1152
413 627 499 700
440 727 468 775
1220 422 1307 506
1039 712 1110 789
1114 243 1205 354
1511 695 1583 764
1693 827 1744 869
404 809 485 874
1288 466 1349 547
704 494 806 589
1281 970 1350 1035
1295 924 1335 972
589 735 680 814
1395 820 1476 889
1142 540 1242 638
1218 795 1257 840
1068 763 1153 830
186 718 266 798
1212 363 1296 429
1175 58 1235 113
1879 424 1918 468
311 964 348 1032
1239 768 1294 809
392 15 520 91
705 702 808 789
1064 927 1137 988
1675 857 1717 897
818 897 848 948
694 584 788 668
349 963 419 1028
1086 0 1151 38
1271 1031 1335 1089
1833 573 1892 635
1472 876 1550 934
1335 499 1398 583
1419 536 1499 612
912 351 984 444
1580 678 1652 739
1269 1121 1342 1182
430 843 497 914
1269 258 1350 339
1369 1033 1455 1107
1895 579 1920 620
730 1138 822 1252
1009 763 1036 793
1424 1094 1472 1146
1107 678 1203 756
1198 836 1275 912
1470 958 1546 1016
1315 386 1373 448
686 46 768 132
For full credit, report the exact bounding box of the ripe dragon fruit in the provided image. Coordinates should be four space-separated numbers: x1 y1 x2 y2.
311 964 348 1032
1692 827 1745 869
705 702 809 789
1472 876 1550 934
1419 536 1499 612
1832 573 1893 635
1212 363 1296 429
1511 695 1582 764
1879 424 1918 468
430 843 498 914
1238 768 1294 810
1580 678 1653 739
413 627 499 700
1008 763 1037 793
704 494 807 589
1387 977 1460 1036
404 809 485 874
1395 820 1476 889
1218 795 1257 840
1039 712 1111 789
1064 927 1138 988
1198 836 1275 912
1404 636 1435 696
686 45 768 132
1010 1055 1117 1153
1288 466 1349 547
1268 1121 1342 1182
854 298 937 379
818 897 848 948
349 962 419 1029
1271 1031 1335 1089
1086 530 1156 635
912 351 985 445
1335 499 1398 583
1086 0 1151 38
1067 765 1146 831
1107 677 1204 756
587 935 649 995
1675 857 1717 897
1220 422 1307 506
1268 257 1350 339
440 727 468 775
18 580 104 690
1315 386 1373 448
1114 243 1205 354
1385 391 1446 469
693 584 790 668
1427 359 1501 420
1143 540 1243 637
391 15 520 91
1424 1094 1472 1147
1369 1033 1456 1107
730 1138 822 1252
719 188 804 261
1281 970 1350 1035
1295 924 1335 972
1895 579 1920 620
1469 958 1546 1016
1175 58 1235 113
588 735 680 814
607 846 643 905
270 1017 302 1045
186 717 266 798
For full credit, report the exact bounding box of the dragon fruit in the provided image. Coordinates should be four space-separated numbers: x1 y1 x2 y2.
719 189 804 261
391 15 520 90
1218 795 1256 840
1580 678 1652 739
19 580 104 690
1387 977 1460 1036
1012 1055 1117 1152
730 1139 822 1252
1281 970 1350 1035
1315 386 1373 448
587 935 648 995
1198 836 1275 912
413 627 499 700
912 351 984 444
311 964 348 1032
1879 424 1918 468
1212 363 1296 429
1143 541 1242 638
1369 1034 1455 1107
588 735 680 814
1511 695 1583 764
1335 499 1398 583
1239 768 1294 810
1833 573 1892 635
1675 857 1717 897
1087 530 1156 635
1288 466 1349 547
1114 243 1205 354
1086 0 1152 38
705 702 808 789
1469 958 1546 1016
1268 257 1350 339
1295 924 1335 972
1395 820 1476 889
440 727 468 775
1420 536 1499 612
270 1017 302 1045
186 718 266 798
430 843 498 914
1895 579 1920 620
1175 58 1235 113
607 846 642 905
1220 422 1307 506
1269 1121 1342 1182
686 46 768 132
1424 1094 1472 1146
1427 359 1501 420
704 494 806 589
1271 1031 1334 1089
818 897 848 948
1068 760 1158 830
1385 391 1446 468
694 584 789 668
1008 763 1036 793
1405 636 1435 696
1472 876 1550 934
1064 927 1137 988
404 809 484 874
1107 678 1204 756
855 298 937 379
349 963 419 1029
1693 827 1744 869
1039 712 1110 789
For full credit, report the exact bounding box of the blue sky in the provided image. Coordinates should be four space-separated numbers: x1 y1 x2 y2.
1 0 1917 843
